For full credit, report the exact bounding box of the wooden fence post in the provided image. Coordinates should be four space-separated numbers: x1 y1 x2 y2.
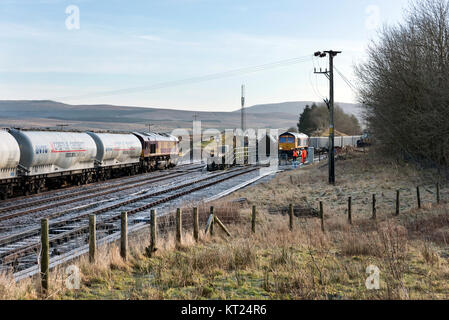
150 209 157 253
348 197 352 225
89 214 96 263
289 204 294 231
121 212 128 260
437 183 440 204
40 218 49 295
176 208 182 246
251 205 256 234
372 194 377 220
319 202 324 232
210 206 214 236
417 186 421 209
193 207 199 242
396 190 400 216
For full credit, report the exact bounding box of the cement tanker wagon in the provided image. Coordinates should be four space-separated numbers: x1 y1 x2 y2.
9 129 97 193
0 131 21 199
87 132 142 179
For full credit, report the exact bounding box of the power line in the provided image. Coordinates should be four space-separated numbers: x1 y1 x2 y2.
309 56 327 101
57 55 314 101
334 66 358 94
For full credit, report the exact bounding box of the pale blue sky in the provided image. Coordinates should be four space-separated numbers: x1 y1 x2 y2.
0 0 410 111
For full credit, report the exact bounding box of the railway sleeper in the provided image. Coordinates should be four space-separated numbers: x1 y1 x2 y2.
1 167 257 265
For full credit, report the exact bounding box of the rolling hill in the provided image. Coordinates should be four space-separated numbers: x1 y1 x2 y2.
0 100 362 133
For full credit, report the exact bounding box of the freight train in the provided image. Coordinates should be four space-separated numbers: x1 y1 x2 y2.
0 129 179 200
206 131 277 171
278 132 363 160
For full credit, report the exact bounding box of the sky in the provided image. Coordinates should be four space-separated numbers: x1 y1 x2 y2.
0 0 411 112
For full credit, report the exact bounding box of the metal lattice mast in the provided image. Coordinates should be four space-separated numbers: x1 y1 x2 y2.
241 84 245 132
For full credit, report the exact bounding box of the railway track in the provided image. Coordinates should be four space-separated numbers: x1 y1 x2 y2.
0 166 203 222
0 166 259 272
0 162 203 209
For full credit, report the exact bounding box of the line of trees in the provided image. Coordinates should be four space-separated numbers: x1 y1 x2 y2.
355 0 449 167
297 103 361 136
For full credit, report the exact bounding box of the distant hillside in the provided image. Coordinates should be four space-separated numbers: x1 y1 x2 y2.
239 101 362 119
0 100 363 133
0 100 297 132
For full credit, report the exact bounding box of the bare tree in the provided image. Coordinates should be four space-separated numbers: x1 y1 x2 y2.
355 0 449 167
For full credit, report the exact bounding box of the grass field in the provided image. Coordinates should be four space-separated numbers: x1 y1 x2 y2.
1 150 448 300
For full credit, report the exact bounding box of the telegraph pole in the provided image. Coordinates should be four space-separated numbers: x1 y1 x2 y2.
241 84 245 132
314 50 341 185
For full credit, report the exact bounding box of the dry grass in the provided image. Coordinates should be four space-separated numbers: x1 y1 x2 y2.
1 152 448 300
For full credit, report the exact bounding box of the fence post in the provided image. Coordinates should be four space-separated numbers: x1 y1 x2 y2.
40 218 49 295
120 212 128 260
289 204 294 231
210 206 215 236
348 197 352 225
251 205 257 234
176 208 182 246
89 214 96 263
396 190 400 216
417 186 421 209
150 209 157 253
372 194 377 220
437 183 440 205
193 207 199 242
319 202 324 232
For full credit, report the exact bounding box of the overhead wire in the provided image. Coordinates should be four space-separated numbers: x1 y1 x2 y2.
309 56 327 101
57 54 314 101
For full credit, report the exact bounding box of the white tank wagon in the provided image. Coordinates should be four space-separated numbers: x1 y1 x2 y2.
87 132 142 167
9 130 97 176
0 131 21 199
0 131 20 179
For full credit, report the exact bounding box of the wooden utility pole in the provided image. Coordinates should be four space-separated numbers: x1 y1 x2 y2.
314 50 342 185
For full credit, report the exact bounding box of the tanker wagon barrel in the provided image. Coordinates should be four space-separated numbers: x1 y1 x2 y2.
87 132 142 177
0 131 21 199
9 129 98 193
